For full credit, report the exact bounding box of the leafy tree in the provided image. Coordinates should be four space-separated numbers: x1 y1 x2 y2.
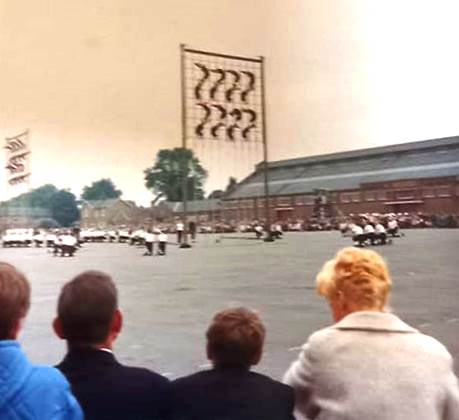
9 184 58 208
4 184 80 227
82 178 122 201
49 190 80 227
144 148 207 202
37 218 60 229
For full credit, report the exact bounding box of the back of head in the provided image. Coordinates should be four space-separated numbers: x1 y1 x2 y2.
57 270 117 346
0 263 30 340
316 247 392 311
206 307 266 368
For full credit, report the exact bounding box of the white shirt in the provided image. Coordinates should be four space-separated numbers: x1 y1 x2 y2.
364 224 375 233
388 220 398 229
176 223 184 231
61 235 77 246
375 223 386 233
144 232 155 242
352 225 363 235
158 233 168 242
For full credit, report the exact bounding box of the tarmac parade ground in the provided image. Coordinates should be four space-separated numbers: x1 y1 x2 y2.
1 229 458 380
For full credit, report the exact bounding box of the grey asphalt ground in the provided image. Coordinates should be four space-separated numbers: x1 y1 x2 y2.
1 229 458 381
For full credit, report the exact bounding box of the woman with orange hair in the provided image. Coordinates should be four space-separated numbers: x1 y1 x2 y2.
284 247 459 420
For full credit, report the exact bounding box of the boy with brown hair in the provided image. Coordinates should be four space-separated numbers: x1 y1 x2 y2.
0 262 82 419
171 307 294 420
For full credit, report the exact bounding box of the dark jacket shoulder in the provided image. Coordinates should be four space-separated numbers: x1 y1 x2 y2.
171 367 294 420
57 347 171 420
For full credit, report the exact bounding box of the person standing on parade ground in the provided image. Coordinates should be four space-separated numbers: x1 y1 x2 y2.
176 220 184 244
53 230 62 256
157 230 168 255
189 221 197 242
143 229 155 256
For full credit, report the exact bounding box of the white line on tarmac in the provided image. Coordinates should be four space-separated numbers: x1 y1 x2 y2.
288 346 302 352
446 318 459 323
418 323 431 328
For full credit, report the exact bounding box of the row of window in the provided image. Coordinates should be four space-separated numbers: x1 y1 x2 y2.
224 185 458 208
81 208 106 218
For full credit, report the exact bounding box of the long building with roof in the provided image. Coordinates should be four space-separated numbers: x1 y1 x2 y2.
222 136 459 222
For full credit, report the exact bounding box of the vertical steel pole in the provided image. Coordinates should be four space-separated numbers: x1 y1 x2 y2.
260 56 273 241
180 44 190 247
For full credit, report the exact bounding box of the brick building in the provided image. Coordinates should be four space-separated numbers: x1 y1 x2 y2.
223 136 459 222
80 199 138 228
161 199 223 223
0 206 52 231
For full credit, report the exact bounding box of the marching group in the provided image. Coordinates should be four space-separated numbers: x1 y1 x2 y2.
0 246 458 419
341 217 402 247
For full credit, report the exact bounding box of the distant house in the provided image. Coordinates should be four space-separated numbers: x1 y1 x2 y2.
0 205 52 231
161 199 223 222
80 199 138 228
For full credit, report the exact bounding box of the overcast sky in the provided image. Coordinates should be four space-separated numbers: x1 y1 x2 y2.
1 0 458 205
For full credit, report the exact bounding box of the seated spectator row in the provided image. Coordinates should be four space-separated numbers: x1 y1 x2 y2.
0 247 458 419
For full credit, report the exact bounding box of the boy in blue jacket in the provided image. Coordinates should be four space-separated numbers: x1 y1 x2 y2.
0 262 82 420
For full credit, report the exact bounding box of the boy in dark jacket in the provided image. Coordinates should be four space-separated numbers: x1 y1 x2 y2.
54 270 172 420
171 307 295 420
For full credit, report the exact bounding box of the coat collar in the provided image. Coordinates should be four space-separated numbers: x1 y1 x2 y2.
59 346 119 369
332 311 418 333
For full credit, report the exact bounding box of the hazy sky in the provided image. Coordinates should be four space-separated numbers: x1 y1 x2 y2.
1 0 458 204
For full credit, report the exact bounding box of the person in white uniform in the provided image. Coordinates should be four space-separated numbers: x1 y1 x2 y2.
143 229 155 256
350 224 365 247
374 222 387 245
363 222 376 245
61 232 77 257
387 218 400 237
157 230 168 255
176 221 184 244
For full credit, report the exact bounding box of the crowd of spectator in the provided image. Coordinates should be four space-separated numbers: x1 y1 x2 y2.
0 246 458 419
183 212 458 234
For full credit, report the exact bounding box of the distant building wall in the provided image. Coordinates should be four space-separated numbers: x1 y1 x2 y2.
0 206 52 231
222 136 459 223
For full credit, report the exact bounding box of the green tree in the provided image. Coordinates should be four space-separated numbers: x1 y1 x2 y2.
9 184 58 208
49 190 80 227
82 178 122 201
144 148 207 201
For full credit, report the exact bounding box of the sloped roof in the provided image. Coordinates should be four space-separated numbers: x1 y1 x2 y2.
227 136 459 199
82 199 130 209
257 135 459 170
162 199 222 213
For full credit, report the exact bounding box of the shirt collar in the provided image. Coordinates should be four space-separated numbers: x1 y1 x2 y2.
332 311 418 333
